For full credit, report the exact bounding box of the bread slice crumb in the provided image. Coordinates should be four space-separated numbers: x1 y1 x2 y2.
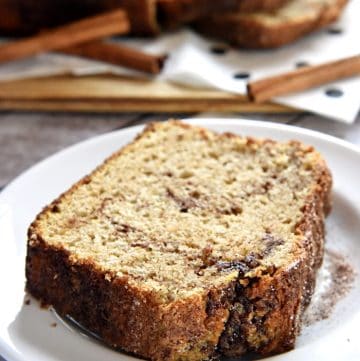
26 120 332 360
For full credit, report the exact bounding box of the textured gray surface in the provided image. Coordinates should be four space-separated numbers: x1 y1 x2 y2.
0 109 359 361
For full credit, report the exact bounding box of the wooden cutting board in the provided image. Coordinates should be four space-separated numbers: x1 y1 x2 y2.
0 75 297 113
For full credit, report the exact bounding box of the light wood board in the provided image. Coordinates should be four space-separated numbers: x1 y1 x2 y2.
0 75 298 113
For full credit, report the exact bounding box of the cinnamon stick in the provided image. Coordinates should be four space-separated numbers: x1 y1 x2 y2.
0 9 130 64
247 55 360 102
63 41 166 74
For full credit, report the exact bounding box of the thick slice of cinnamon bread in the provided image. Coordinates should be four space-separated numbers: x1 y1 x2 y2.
26 121 332 361
194 0 348 48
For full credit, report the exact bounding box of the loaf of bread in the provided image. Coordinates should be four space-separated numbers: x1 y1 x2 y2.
26 121 332 360
194 0 348 48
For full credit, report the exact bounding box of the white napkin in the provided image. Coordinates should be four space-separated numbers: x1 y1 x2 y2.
0 0 359 123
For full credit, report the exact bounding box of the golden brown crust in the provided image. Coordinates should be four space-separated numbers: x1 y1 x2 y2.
26 235 233 361
26 121 332 360
219 157 332 356
194 0 349 48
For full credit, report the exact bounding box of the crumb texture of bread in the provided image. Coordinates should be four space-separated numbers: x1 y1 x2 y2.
26 120 332 361
194 0 349 48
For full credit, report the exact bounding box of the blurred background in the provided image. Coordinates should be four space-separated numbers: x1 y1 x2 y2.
0 0 359 190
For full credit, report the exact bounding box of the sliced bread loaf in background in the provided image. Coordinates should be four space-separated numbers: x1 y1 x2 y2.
194 0 348 48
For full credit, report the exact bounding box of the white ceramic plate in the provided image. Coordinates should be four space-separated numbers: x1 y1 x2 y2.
0 119 359 361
